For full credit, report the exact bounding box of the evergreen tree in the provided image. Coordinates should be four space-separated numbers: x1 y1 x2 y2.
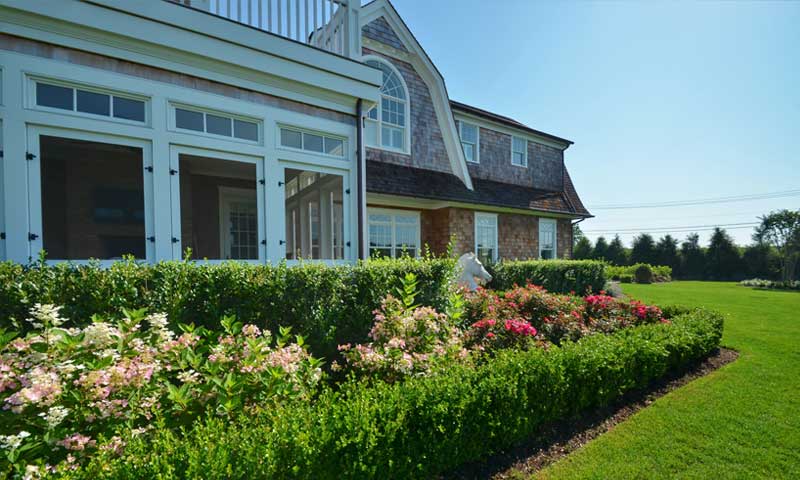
573 223 585 247
593 236 610 261
705 228 743 280
606 235 628 266
631 233 657 265
680 233 705 279
655 235 681 276
742 243 780 280
573 236 593 260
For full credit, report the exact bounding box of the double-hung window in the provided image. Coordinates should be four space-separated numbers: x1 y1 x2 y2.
475 213 498 264
368 210 420 258
458 121 479 163
539 218 557 259
364 58 408 152
512 136 528 167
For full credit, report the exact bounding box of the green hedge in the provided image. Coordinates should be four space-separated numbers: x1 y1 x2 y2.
488 259 606 293
0 258 454 358
607 263 672 283
68 309 723 479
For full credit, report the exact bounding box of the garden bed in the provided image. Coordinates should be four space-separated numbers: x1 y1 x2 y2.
443 347 738 479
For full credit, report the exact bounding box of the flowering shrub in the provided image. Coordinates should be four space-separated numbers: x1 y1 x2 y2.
465 284 666 345
0 305 322 476
337 274 468 381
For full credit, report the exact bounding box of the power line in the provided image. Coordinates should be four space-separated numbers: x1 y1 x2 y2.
589 189 800 210
583 222 759 234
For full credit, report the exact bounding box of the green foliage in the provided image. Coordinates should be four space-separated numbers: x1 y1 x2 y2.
593 236 610 261
573 236 593 260
606 235 629 266
606 263 672 283
487 260 606 293
0 258 455 359
67 310 723 479
680 233 706 280
634 264 654 284
655 235 681 276
631 233 658 266
705 227 744 280
753 209 800 282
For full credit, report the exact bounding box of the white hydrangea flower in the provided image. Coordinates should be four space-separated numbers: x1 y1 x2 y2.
38 406 69 429
29 304 65 328
82 322 120 348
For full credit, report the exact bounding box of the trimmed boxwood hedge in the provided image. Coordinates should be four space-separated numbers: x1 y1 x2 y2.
488 259 606 293
66 308 723 479
0 258 454 358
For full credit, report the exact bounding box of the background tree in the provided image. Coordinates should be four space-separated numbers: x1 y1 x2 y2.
606 235 628 266
631 233 657 265
572 223 585 247
705 228 743 280
742 243 780 279
573 236 593 260
753 209 800 282
680 233 705 279
593 236 609 261
656 235 681 275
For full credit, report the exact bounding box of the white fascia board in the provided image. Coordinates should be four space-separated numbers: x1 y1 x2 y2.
1 1 382 114
452 111 571 151
359 1 474 191
366 193 579 219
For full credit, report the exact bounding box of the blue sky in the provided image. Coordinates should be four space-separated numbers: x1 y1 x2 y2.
388 0 800 247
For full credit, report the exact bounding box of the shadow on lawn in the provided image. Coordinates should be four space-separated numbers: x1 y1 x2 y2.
440 348 739 480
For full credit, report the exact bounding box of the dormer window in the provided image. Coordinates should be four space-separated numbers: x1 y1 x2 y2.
364 57 409 153
512 136 527 167
457 121 479 163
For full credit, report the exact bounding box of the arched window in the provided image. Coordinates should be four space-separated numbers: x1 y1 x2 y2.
364 57 409 152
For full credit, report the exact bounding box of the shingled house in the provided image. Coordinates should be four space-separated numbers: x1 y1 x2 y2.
0 0 590 265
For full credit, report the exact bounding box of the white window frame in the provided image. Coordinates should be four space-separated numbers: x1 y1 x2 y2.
276 124 347 159
367 208 421 258
27 75 150 127
474 212 498 263
168 145 266 263
511 135 528 167
25 125 156 264
457 120 480 164
539 218 557 259
218 186 260 260
169 102 262 145
361 55 411 155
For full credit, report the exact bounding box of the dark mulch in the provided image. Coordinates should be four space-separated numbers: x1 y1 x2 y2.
441 347 739 480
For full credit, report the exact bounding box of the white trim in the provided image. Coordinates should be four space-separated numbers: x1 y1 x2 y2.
0 118 5 261
25 125 155 264
511 135 528 167
361 55 411 155
457 120 480 164
366 207 421 258
474 211 498 263
359 4 473 190
538 217 557 260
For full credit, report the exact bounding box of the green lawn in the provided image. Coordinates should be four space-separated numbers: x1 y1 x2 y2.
532 281 800 479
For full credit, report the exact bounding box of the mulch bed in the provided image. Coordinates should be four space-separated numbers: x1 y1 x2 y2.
441 347 739 480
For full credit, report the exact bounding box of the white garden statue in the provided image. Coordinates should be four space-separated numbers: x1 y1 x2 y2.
456 252 493 291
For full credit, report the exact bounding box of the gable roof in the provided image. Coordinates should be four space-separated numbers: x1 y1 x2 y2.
367 160 592 218
450 100 574 147
360 0 473 190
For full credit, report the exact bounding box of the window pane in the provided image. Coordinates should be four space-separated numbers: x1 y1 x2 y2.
461 123 477 143
280 128 303 149
176 109 204 132
234 120 259 141
113 97 145 122
392 129 403 149
324 137 344 157
40 136 145 259
303 133 324 153
37 83 73 110
367 106 378 120
364 120 378 147
179 154 258 260
513 136 526 153
463 143 474 162
285 168 344 260
369 213 392 223
76 90 110 116
513 151 526 166
206 114 232 137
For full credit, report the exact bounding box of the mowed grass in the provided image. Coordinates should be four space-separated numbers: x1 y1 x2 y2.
530 281 800 480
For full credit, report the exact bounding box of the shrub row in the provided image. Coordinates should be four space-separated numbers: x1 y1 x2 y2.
607 263 672 283
0 258 454 359
487 260 606 293
740 278 800 291
67 309 723 479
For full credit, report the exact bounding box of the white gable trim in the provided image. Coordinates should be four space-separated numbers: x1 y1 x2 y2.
360 0 474 190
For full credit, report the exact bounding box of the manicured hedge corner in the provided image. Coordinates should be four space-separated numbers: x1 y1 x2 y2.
0 258 455 359
488 260 606 293
69 309 723 480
